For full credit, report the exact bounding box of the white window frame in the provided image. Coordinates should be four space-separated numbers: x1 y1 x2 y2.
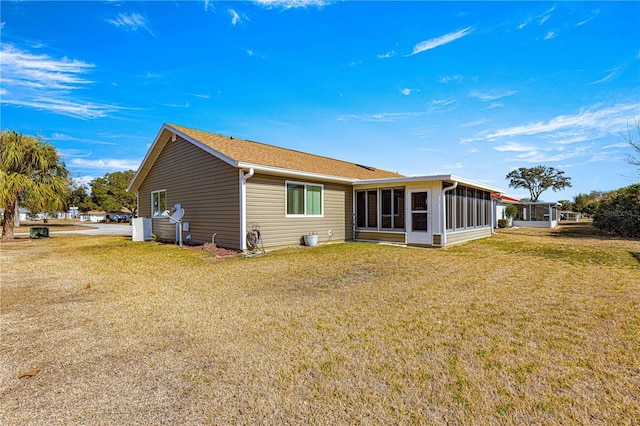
151 189 167 218
285 180 324 218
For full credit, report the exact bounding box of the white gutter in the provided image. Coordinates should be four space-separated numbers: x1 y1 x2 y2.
240 168 255 250
441 181 458 246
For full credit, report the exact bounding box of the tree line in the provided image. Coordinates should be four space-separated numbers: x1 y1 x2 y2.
1 130 135 240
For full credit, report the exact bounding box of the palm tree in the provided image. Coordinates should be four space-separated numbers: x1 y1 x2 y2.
1 130 70 240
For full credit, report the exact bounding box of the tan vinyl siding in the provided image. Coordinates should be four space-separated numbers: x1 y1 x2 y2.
355 231 406 243
445 227 492 245
246 174 352 248
137 136 241 249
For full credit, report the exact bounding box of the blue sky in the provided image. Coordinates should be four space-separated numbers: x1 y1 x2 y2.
1 0 639 201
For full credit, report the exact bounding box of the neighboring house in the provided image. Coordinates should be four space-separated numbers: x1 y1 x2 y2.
560 211 581 222
512 201 561 228
80 211 107 223
18 207 30 222
492 193 521 228
0 207 31 225
127 123 502 250
80 210 132 223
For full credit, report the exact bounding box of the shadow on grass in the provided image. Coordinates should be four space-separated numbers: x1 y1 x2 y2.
549 222 604 239
630 252 640 264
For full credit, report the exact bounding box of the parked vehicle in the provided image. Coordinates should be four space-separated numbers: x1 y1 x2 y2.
108 214 132 223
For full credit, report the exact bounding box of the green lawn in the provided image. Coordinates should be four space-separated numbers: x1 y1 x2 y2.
1 225 638 425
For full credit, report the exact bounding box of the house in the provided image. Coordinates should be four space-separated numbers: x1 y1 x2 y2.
127 123 502 250
492 193 521 228
512 201 561 228
560 211 581 222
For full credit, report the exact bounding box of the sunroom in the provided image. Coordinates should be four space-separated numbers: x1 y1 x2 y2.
512 201 560 228
352 175 501 247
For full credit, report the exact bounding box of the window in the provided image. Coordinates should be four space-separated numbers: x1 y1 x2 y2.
466 187 475 227
381 189 392 228
381 188 405 230
367 190 378 228
456 186 466 229
476 189 484 227
484 192 491 226
448 184 491 231
356 191 367 228
393 189 405 229
445 186 454 231
151 190 166 218
286 182 323 216
356 188 405 230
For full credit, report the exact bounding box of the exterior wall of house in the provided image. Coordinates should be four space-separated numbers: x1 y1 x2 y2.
245 173 353 248
512 219 556 228
445 227 493 245
354 231 406 243
137 135 241 249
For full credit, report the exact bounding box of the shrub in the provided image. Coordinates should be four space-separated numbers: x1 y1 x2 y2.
505 204 518 219
497 219 510 228
592 184 640 238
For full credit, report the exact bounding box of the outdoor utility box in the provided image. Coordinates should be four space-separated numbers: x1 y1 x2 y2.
132 217 152 241
29 226 49 239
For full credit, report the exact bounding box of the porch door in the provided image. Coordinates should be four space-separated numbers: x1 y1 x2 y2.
406 189 432 245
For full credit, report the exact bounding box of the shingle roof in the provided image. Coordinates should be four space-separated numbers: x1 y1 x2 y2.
168 124 404 180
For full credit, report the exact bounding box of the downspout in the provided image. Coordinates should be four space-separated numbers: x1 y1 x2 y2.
441 181 458 246
240 168 255 250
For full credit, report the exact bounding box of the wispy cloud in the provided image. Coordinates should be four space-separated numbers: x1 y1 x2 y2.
377 50 397 59
49 133 117 146
503 144 593 164
602 142 630 149
486 104 640 141
439 74 463 84
518 5 556 30
201 0 215 12
576 10 600 27
462 119 488 127
187 93 212 99
228 8 245 25
2 98 124 119
337 111 421 123
106 12 154 36
253 0 328 9
70 158 142 171
494 141 547 153
544 31 556 40
470 90 517 102
0 44 124 119
1 44 94 89
588 69 619 85
401 88 412 96
465 103 640 146
410 26 473 56
428 98 457 112
443 162 465 170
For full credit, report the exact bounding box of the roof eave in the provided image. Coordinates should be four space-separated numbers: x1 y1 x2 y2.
354 174 504 193
127 124 173 193
237 162 358 184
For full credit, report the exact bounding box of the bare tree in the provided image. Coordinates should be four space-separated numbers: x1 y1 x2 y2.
622 118 640 174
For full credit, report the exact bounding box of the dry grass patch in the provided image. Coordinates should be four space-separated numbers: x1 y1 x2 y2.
1 225 638 425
